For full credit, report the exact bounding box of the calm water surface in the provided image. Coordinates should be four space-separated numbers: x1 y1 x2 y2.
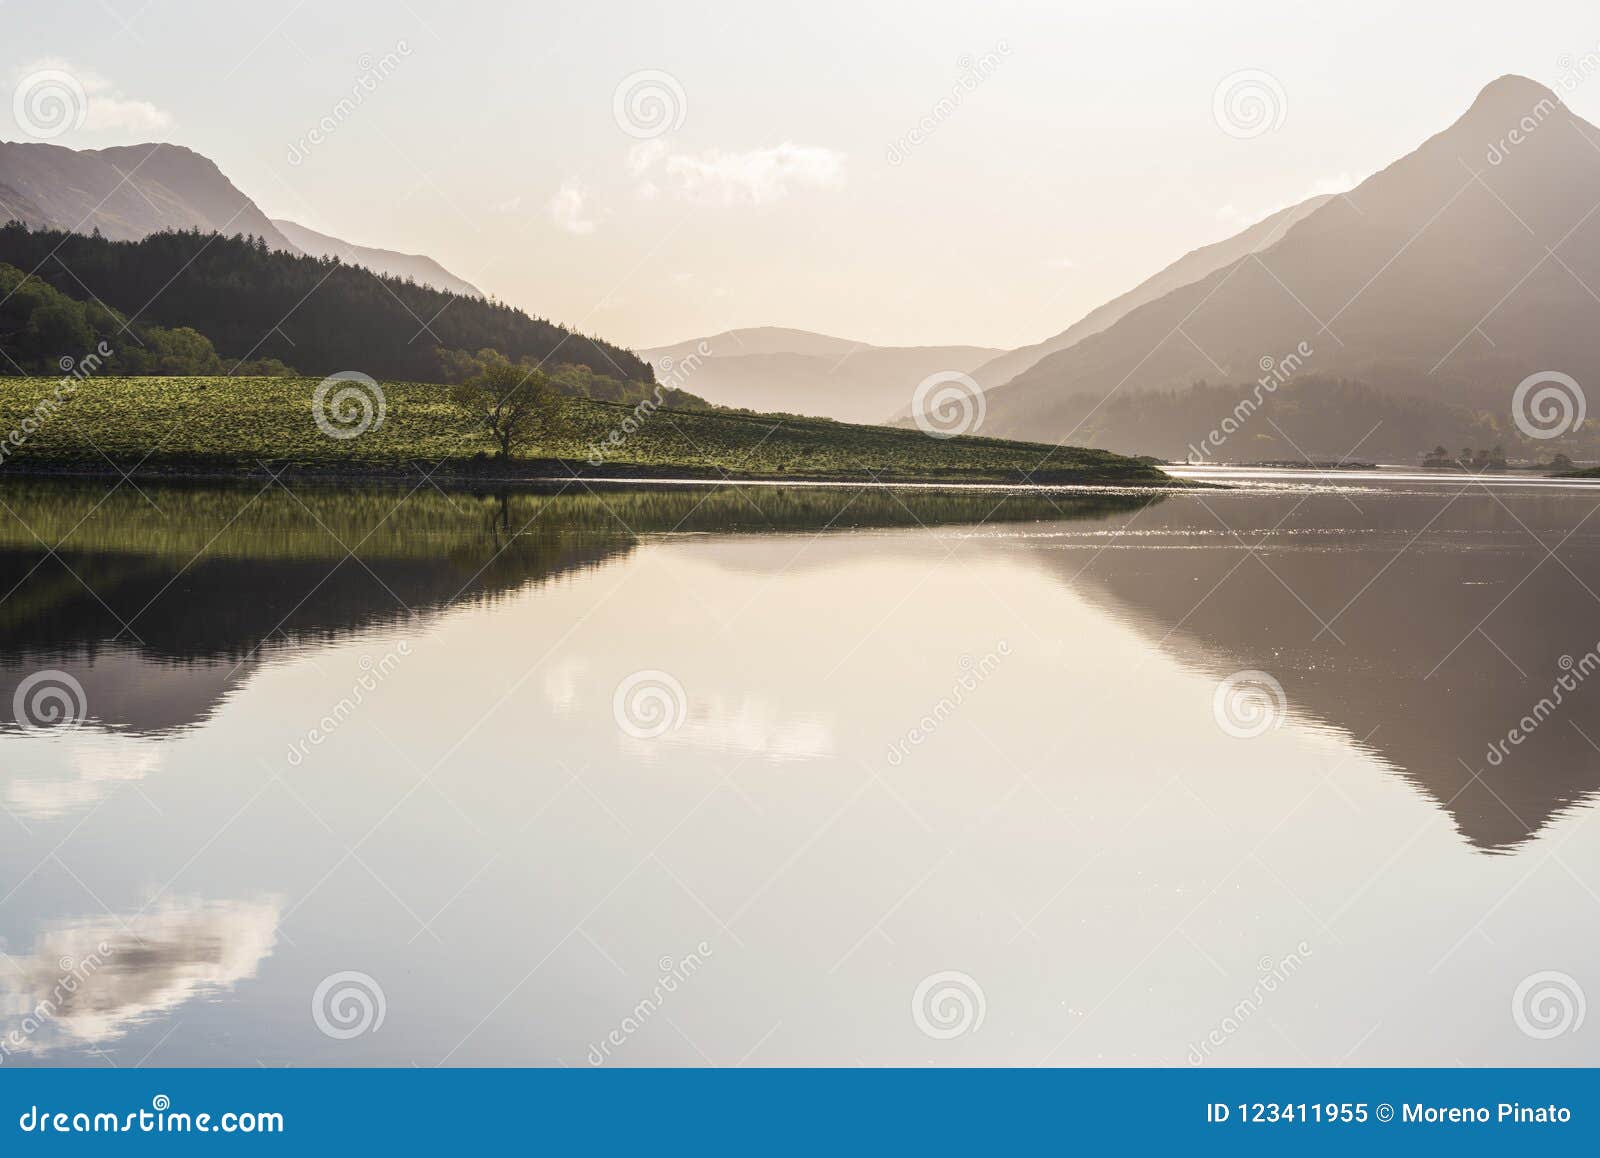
2 471 1598 1066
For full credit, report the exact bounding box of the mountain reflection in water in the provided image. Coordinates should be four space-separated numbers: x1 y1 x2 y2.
1051 484 1600 851
0 481 1147 737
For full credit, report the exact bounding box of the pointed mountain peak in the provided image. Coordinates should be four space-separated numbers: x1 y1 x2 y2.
1466 74 1563 117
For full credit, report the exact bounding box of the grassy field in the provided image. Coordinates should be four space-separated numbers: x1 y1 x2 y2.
0 375 1169 486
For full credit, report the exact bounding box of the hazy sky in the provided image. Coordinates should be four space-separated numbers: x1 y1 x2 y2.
9 1 1600 351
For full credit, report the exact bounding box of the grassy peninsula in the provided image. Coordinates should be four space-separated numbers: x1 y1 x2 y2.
0 375 1171 487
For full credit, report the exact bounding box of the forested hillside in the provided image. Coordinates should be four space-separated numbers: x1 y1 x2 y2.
0 223 651 385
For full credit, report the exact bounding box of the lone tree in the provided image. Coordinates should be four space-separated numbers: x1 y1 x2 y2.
453 359 566 459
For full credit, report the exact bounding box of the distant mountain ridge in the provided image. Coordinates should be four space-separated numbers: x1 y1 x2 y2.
968 195 1334 391
271 218 482 298
0 140 478 298
978 75 1600 458
637 327 1002 424
668 199 1337 425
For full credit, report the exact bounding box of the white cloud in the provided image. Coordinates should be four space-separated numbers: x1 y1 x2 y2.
1312 173 1356 195
620 692 833 762
0 898 280 1055
630 141 847 207
626 139 668 176
84 93 171 133
548 179 598 234
666 143 846 206
13 59 172 135
5 738 165 820
542 658 582 713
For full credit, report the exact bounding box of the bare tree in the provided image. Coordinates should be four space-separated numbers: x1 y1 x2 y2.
453 360 566 459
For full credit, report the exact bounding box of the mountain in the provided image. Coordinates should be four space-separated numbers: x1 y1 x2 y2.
653 326 869 359
968 195 1333 391
0 141 479 298
978 75 1600 459
0 140 295 248
271 218 482 298
637 327 1002 423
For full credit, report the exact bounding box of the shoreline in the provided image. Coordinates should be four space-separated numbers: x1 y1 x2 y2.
0 454 1188 492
